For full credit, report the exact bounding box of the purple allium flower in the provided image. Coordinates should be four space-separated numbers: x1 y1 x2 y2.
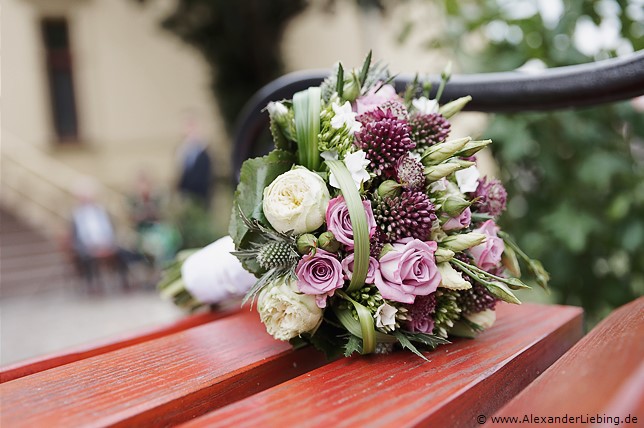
355 109 415 177
405 293 437 334
474 178 508 217
457 282 498 315
409 112 451 155
296 249 344 308
395 155 425 191
372 190 436 242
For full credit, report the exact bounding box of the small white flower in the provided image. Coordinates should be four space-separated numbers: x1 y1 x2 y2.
267 101 288 119
331 102 362 135
412 97 439 115
181 236 256 304
455 166 480 193
375 303 398 330
329 150 371 190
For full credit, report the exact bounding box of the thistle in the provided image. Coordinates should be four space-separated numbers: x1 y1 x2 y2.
372 190 436 242
256 241 299 270
355 109 415 177
410 113 451 155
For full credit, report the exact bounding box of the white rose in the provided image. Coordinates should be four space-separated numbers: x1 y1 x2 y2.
181 236 256 304
465 309 496 330
258 276 323 341
263 167 330 234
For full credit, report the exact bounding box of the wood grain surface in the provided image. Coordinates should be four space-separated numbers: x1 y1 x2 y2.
488 297 644 427
0 310 233 383
0 309 329 427
181 303 583 428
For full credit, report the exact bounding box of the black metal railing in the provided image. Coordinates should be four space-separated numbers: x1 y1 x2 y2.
233 51 644 175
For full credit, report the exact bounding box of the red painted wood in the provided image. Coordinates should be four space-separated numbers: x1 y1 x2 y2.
489 297 644 426
0 310 235 383
182 303 583 428
0 309 329 427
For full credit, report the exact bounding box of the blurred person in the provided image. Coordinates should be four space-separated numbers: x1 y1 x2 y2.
128 172 180 266
70 179 130 291
176 115 212 206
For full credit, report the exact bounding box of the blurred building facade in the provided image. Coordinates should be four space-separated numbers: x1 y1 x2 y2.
1 0 222 238
2 0 460 240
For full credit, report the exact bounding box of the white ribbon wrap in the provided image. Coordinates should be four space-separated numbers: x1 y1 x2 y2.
181 236 256 304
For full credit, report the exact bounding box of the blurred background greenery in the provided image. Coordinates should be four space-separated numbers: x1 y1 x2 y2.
151 0 643 325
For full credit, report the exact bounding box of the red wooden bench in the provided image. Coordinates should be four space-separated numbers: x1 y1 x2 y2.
1 302 584 427
2 54 642 427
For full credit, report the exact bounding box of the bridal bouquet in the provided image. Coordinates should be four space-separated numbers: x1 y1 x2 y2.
162 53 549 358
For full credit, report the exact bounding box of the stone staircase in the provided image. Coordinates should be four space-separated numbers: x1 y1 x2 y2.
0 208 73 298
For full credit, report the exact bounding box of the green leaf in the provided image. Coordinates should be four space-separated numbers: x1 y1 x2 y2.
358 50 372 87
392 331 427 360
229 149 295 251
336 62 344 99
326 160 370 291
293 88 321 171
404 332 450 348
344 334 363 357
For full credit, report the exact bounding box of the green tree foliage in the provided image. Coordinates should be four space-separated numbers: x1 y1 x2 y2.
431 0 644 323
139 0 307 130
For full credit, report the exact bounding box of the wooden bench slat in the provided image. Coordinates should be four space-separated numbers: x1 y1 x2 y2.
488 297 644 424
0 311 234 383
181 303 583 428
0 309 328 427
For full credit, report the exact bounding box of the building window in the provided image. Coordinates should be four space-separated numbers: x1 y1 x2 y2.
41 18 79 142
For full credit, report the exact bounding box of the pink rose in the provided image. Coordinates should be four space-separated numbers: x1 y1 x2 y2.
355 84 401 114
341 253 378 284
374 238 441 304
325 196 377 247
443 207 472 231
296 249 344 308
469 220 504 271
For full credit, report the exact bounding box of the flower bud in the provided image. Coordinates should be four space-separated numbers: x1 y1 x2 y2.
342 74 361 102
439 95 472 119
424 161 475 182
502 245 521 278
267 101 289 123
457 140 492 158
440 232 486 252
421 137 470 166
318 231 341 253
378 180 402 199
434 248 455 263
441 195 472 217
296 234 318 255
